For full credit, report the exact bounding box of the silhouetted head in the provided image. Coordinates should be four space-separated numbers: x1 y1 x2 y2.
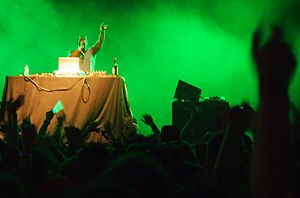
77 35 87 48
102 151 172 198
161 125 180 142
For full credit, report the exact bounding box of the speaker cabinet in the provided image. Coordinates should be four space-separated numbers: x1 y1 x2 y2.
172 99 230 143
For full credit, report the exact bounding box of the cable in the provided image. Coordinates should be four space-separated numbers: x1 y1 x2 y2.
22 75 92 102
81 76 91 103
23 75 85 92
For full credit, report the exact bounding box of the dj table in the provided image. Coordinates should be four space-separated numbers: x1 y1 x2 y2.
1 75 133 142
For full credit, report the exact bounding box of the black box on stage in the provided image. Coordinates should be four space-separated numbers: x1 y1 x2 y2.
172 98 230 143
174 80 202 102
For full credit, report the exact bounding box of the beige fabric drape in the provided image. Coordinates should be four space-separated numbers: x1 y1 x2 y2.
2 75 133 142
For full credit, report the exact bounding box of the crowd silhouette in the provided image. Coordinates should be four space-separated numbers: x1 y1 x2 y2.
0 25 299 198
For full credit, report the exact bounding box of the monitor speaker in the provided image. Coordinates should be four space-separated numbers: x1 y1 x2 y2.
172 99 230 143
174 80 202 102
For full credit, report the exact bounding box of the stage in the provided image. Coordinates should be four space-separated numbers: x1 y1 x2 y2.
1 75 133 142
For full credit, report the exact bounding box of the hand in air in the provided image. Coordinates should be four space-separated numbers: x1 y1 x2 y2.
141 114 155 126
100 23 107 31
21 116 37 145
45 110 54 122
252 25 296 91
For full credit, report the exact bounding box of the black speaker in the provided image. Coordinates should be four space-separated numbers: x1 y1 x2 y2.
172 98 230 143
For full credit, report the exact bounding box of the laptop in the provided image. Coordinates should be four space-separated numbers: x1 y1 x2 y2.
57 57 80 74
174 80 202 102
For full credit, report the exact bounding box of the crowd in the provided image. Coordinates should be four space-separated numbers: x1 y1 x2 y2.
0 26 299 198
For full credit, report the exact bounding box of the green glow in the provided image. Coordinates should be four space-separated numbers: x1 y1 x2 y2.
1 0 300 136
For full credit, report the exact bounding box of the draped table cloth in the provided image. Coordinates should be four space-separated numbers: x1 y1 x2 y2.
1 75 133 142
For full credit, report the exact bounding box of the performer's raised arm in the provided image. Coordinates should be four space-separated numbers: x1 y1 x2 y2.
67 23 107 72
90 23 107 55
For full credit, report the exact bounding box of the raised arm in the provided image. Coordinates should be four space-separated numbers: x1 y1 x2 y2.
90 23 107 55
141 114 160 136
251 26 296 198
38 110 54 138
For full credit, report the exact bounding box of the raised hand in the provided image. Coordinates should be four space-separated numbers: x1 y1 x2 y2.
2 95 24 144
11 95 25 111
100 23 107 31
141 114 155 126
56 111 66 125
92 23 107 55
38 110 55 138
21 117 37 153
251 25 297 198
141 114 160 135
252 26 296 92
46 110 54 122
0 95 25 165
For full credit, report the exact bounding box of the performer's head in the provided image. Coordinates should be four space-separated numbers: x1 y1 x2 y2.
78 35 88 48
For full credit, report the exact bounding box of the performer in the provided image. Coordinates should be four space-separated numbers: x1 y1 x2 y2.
68 23 107 72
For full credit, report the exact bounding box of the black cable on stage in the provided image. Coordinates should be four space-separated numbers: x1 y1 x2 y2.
22 75 92 102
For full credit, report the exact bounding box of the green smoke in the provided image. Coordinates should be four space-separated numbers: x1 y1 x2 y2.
1 0 299 135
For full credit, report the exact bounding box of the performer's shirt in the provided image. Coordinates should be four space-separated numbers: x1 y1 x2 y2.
69 49 95 72
80 50 95 72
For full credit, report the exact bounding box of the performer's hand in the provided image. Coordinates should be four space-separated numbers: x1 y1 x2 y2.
78 45 84 51
100 23 107 31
